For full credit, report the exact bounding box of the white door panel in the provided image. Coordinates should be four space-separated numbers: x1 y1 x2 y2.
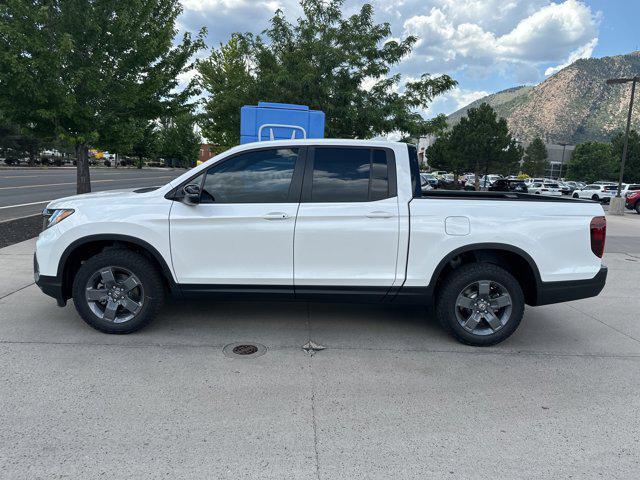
170 202 298 284
294 197 399 286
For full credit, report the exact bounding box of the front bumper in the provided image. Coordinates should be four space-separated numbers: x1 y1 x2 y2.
34 254 66 307
534 266 607 306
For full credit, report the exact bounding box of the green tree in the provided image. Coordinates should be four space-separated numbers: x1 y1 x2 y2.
129 121 160 169
198 0 456 145
521 137 548 177
566 141 615 183
611 130 640 183
157 114 201 168
449 103 522 188
0 0 205 192
426 130 465 178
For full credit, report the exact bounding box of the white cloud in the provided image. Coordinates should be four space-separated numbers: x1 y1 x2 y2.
177 0 603 116
427 87 490 116
497 0 599 61
544 37 598 75
400 0 600 80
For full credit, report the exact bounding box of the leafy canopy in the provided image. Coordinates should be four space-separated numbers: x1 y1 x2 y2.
156 113 201 168
426 103 523 185
198 0 456 145
521 137 548 177
567 130 640 183
0 0 205 190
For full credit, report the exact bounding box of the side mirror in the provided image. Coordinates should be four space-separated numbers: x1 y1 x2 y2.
182 184 201 205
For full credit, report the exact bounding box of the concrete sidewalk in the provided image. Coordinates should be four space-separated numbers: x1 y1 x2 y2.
1 217 639 479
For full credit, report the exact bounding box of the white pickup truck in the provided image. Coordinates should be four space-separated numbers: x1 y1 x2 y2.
34 139 608 346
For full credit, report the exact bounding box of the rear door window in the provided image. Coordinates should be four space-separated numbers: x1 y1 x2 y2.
308 147 395 202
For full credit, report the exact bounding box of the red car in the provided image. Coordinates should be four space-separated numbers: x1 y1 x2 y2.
626 191 640 214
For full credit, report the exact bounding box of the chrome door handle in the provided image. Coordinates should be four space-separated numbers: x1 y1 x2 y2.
366 211 392 218
263 212 290 220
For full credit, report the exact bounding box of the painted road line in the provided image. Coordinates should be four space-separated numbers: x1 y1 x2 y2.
0 200 52 210
0 176 174 190
0 213 41 224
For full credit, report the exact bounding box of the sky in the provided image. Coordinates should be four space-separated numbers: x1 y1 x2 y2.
177 0 640 118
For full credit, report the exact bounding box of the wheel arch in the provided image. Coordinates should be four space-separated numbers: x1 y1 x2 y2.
58 234 178 300
429 243 542 305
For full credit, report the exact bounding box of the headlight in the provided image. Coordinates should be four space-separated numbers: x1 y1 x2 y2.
42 208 75 230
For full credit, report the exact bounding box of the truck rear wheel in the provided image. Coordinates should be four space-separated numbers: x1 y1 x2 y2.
436 263 525 346
72 249 165 334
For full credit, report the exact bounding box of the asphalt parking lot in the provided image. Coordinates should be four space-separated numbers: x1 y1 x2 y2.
0 167 184 221
1 214 639 479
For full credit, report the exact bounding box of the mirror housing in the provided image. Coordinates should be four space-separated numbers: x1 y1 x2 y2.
182 184 201 205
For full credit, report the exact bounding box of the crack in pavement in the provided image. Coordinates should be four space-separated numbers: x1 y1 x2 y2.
305 302 322 480
1 338 640 360
567 302 640 345
0 282 34 300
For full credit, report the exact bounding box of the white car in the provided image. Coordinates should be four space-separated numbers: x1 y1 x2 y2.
34 139 607 346
478 174 502 187
620 183 640 197
431 170 448 179
528 182 563 196
572 184 618 202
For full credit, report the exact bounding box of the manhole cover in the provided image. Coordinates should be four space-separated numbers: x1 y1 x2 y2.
223 342 267 358
233 344 258 355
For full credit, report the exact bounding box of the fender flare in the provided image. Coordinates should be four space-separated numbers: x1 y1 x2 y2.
428 242 542 288
57 234 177 290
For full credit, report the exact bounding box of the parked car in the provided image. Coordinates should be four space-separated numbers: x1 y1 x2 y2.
431 170 448 179
478 174 502 188
572 184 617 203
620 183 640 197
420 173 436 190
488 179 528 193
34 139 607 346
524 177 546 186
562 181 580 194
557 182 573 195
528 182 563 196
625 191 640 214
464 175 478 190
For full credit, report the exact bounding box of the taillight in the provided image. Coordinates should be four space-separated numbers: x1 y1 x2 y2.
590 216 606 258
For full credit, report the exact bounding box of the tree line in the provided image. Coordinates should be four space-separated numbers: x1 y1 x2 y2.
425 100 639 186
0 0 457 193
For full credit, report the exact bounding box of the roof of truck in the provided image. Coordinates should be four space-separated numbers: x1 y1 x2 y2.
231 138 410 149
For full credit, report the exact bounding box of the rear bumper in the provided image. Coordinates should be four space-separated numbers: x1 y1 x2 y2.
533 266 607 306
34 254 66 307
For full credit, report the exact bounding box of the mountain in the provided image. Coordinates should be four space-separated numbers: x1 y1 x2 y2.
447 52 640 144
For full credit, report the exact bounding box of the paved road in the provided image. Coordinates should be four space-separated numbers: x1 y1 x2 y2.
0 216 639 479
0 168 184 221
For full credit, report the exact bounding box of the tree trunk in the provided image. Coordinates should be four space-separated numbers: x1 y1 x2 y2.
474 161 480 191
76 143 91 194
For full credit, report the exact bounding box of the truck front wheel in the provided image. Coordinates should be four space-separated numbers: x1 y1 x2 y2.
436 263 525 346
72 249 165 334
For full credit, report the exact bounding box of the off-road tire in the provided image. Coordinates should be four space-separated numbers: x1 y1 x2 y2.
436 263 525 346
72 249 164 334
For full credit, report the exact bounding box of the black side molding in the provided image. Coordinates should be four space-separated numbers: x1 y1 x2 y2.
533 267 607 306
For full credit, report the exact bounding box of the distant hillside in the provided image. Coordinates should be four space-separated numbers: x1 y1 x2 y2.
447 52 640 144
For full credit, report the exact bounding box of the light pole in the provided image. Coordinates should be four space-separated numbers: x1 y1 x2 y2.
606 77 638 214
557 142 568 180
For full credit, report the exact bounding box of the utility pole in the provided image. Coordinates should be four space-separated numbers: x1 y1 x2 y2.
606 77 638 215
557 142 569 180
